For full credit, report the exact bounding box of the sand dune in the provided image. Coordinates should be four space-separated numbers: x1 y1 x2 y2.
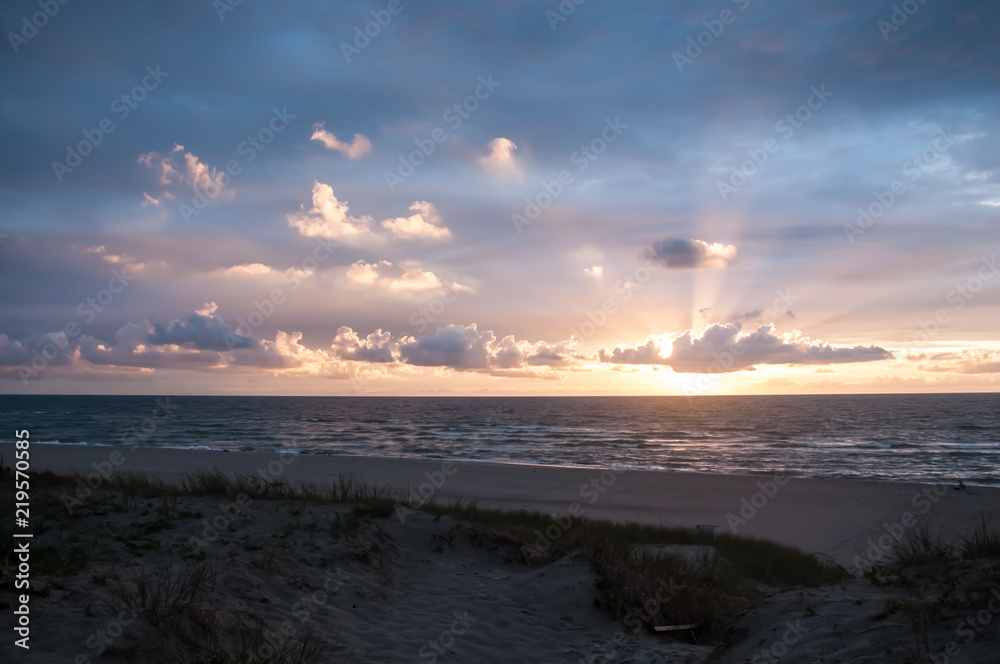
3 444 999 663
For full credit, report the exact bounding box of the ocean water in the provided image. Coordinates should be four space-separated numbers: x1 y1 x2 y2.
1 394 998 486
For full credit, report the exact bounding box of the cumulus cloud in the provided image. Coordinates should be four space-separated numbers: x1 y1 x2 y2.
288 182 375 240
381 201 452 240
398 324 578 377
331 326 394 362
343 260 469 295
598 337 664 365
478 137 520 175
310 122 372 159
139 149 234 200
644 238 737 269
288 182 450 243
584 265 603 278
599 323 892 373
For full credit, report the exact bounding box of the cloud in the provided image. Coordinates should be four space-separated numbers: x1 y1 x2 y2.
644 238 738 269
287 182 375 241
310 122 372 159
599 323 892 373
141 192 160 207
381 201 452 240
478 137 520 175
183 152 232 198
584 265 603 278
598 337 664 365
0 307 355 381
0 332 74 368
288 182 451 243
331 326 394 362
343 260 469 295
140 149 234 200
916 349 1000 374
145 309 256 352
212 263 313 281
398 323 578 376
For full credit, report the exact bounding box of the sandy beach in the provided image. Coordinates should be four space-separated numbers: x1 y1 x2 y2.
14 443 1000 568
3 443 1000 663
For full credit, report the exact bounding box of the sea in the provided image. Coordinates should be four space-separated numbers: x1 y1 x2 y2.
1 394 998 486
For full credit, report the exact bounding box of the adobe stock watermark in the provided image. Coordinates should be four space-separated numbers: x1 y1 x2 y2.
340 0 412 63
521 468 627 560
60 397 180 514
844 127 955 245
384 74 501 191
212 0 245 22
545 0 586 31
511 115 628 233
877 0 931 42
17 266 136 384
682 287 799 397
74 609 139 663
394 460 457 523
725 472 789 533
408 282 466 334
189 453 297 551
225 568 348 660
927 588 1000 664
747 619 810 663
222 236 339 348
179 106 296 224
570 259 662 342
899 250 998 352
848 483 949 575
418 611 477 663
579 578 682 663
52 65 170 182
672 0 752 73
7 0 71 54
716 85 833 201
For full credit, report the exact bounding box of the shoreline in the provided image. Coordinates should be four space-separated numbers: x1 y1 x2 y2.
8 442 1000 567
19 441 999 488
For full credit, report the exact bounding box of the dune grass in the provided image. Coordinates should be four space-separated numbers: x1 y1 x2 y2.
959 515 1000 561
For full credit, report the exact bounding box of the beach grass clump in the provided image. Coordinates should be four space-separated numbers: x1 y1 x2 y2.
590 540 749 644
959 516 1000 561
216 616 328 664
887 526 954 569
110 558 327 663
111 558 216 629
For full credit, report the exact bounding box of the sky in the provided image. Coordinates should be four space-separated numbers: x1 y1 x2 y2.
1 0 998 396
